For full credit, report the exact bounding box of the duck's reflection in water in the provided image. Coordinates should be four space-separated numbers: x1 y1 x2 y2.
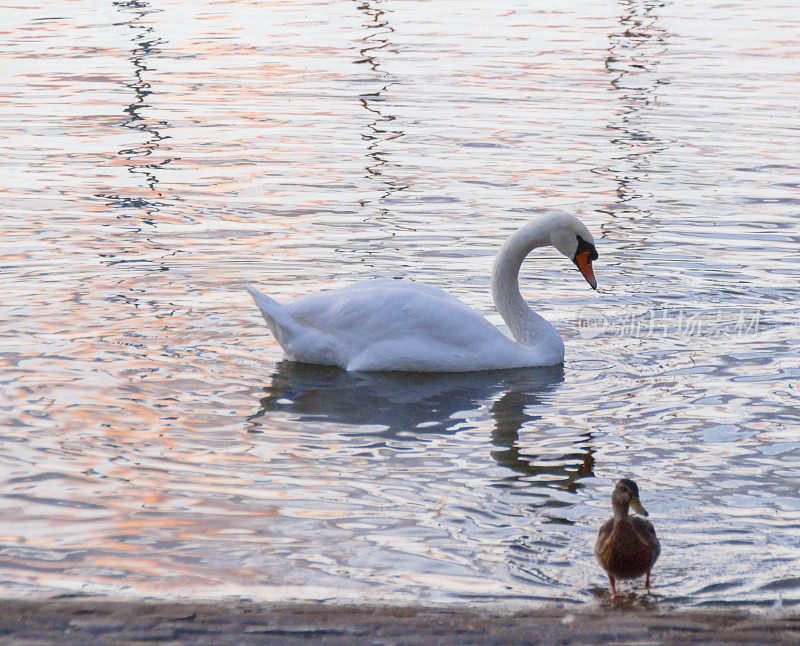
249 362 593 491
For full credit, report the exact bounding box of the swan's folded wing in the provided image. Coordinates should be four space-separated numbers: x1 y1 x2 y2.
286 280 500 352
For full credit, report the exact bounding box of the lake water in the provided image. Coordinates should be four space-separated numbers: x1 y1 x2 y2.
2 0 799 608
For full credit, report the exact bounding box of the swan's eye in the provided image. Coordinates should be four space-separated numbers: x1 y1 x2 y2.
575 235 598 262
572 236 598 288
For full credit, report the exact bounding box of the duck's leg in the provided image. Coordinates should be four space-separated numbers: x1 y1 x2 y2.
645 571 651 590
608 575 618 598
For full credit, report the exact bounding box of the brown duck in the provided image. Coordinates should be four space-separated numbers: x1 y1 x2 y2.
594 478 660 597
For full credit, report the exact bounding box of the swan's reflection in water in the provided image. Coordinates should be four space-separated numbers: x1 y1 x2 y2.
249 361 595 595
490 390 594 493
249 362 593 492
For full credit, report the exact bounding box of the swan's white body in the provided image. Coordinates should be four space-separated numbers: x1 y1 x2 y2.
247 212 596 372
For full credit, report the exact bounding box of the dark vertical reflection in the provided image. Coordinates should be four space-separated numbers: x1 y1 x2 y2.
599 0 670 225
98 1 182 308
99 0 173 227
353 1 407 218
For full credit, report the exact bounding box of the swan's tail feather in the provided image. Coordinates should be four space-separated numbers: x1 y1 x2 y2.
246 284 342 366
245 284 300 336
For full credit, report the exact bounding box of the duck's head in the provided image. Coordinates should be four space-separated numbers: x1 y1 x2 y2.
548 213 598 290
612 478 649 516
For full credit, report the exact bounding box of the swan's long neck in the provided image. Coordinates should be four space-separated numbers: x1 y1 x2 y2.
491 220 557 346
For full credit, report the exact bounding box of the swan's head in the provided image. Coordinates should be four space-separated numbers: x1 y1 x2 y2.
548 213 598 290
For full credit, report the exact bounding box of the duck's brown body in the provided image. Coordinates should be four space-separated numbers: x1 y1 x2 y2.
594 479 660 596
595 516 659 580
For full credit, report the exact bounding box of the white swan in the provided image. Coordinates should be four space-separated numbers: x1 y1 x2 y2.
246 212 597 372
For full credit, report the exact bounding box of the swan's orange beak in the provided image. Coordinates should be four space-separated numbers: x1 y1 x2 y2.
574 251 597 290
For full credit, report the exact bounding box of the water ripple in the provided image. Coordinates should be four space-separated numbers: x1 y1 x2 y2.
1 0 799 607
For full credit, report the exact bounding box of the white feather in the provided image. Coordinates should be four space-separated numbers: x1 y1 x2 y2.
247 213 596 372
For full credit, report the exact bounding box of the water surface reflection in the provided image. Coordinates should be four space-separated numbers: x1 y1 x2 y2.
250 362 564 439
102 0 171 223
601 0 670 220
490 391 595 496
2 0 800 608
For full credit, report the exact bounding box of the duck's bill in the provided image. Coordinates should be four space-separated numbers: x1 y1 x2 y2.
574 251 597 290
630 497 649 517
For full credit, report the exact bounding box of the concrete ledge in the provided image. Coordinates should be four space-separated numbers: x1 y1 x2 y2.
0 599 798 644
